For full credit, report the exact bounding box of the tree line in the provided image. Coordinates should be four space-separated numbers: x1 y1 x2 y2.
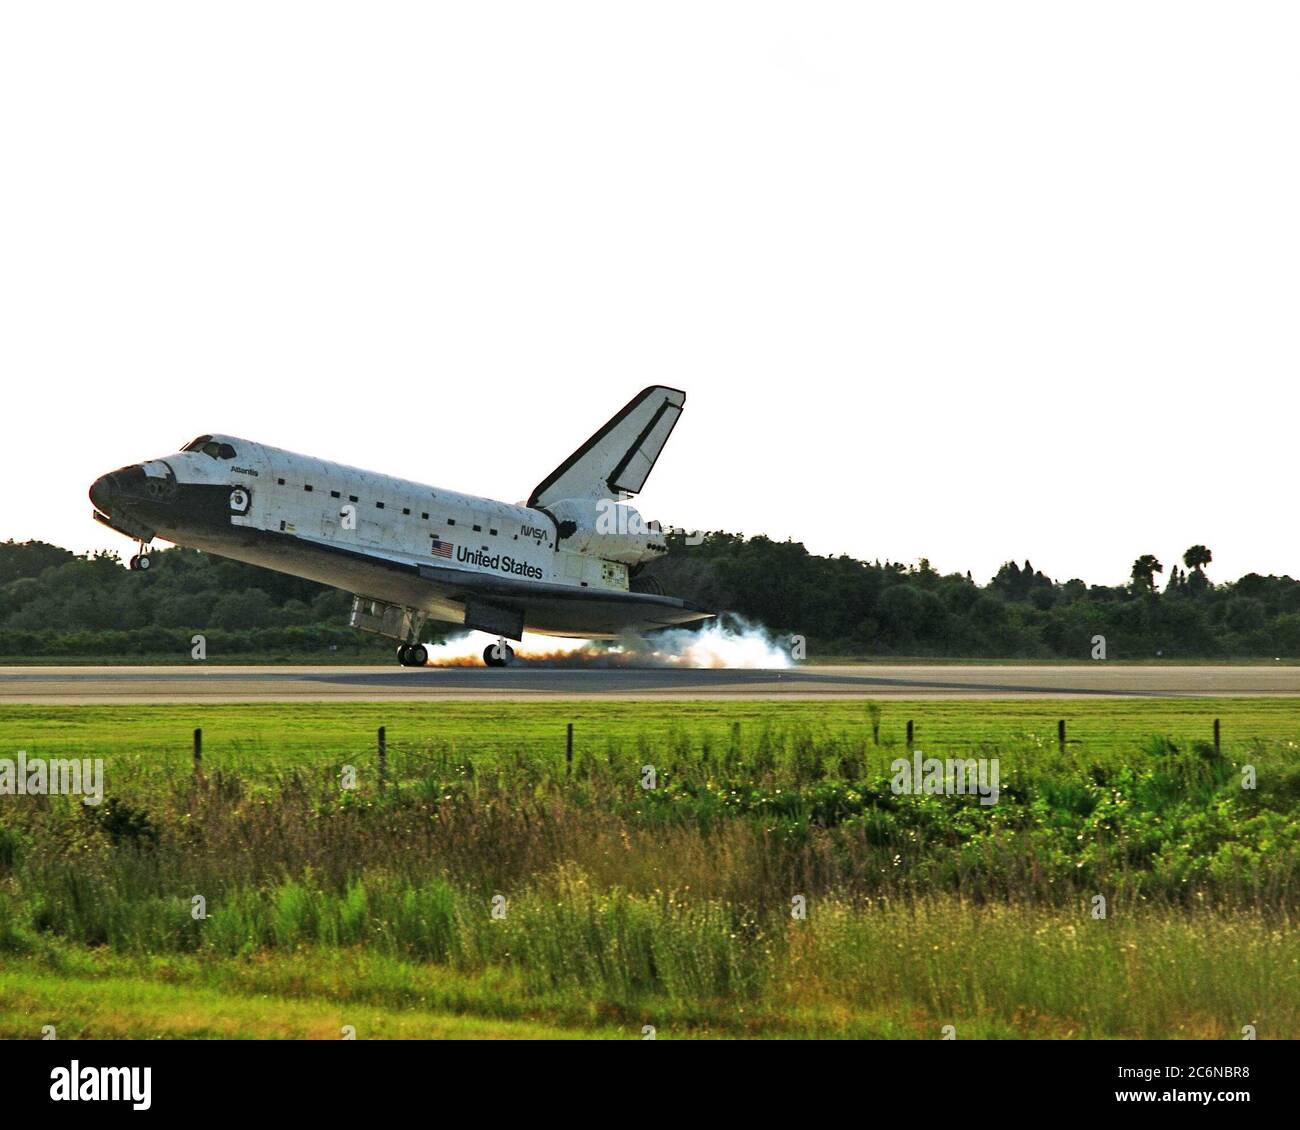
2 535 1299 659
642 533 1300 659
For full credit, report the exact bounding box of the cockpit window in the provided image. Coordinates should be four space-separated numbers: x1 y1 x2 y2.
182 436 236 460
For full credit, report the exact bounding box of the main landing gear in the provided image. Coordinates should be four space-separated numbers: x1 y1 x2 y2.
397 643 429 667
128 543 153 571
483 641 515 668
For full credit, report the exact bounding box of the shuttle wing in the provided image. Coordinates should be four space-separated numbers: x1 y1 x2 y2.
415 562 712 638
528 386 685 508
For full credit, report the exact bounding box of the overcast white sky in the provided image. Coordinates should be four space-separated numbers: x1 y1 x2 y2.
2 3 1296 586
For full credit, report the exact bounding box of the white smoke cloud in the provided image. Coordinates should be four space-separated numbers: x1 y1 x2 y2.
420 615 793 669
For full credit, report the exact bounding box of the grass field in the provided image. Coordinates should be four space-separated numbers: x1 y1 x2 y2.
5 654 1300 666
3 698 1296 775
1 699 1297 1039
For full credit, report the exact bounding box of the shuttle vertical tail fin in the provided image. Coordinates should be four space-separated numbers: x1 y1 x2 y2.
528 386 685 507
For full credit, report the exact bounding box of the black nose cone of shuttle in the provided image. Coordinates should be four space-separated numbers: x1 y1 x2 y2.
90 464 152 517
89 472 118 516
90 465 163 544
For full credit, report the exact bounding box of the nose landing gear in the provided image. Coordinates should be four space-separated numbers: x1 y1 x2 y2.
128 543 153 571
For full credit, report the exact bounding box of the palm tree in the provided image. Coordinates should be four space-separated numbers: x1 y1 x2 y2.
1183 545 1212 574
1183 544 1213 594
1131 554 1164 593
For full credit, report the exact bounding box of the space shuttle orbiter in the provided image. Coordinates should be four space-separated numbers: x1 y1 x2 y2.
89 386 712 666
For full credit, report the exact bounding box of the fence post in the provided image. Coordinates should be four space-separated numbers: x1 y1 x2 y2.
1214 717 1221 754
378 725 387 792
193 727 202 773
1058 719 1066 753
566 722 574 775
906 719 914 749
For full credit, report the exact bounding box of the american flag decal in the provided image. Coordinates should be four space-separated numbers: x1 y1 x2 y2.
430 538 454 559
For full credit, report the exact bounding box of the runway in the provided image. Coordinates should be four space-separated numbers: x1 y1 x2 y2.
2 664 1300 703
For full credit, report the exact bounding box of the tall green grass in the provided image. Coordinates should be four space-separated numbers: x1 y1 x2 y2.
5 875 1293 1037
2 701 1297 1036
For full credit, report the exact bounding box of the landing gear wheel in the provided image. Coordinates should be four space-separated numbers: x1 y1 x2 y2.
396 644 411 666
407 643 428 666
483 642 515 668
129 554 152 571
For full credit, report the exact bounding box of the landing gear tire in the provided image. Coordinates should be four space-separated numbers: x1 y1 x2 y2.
483 643 515 668
129 554 152 572
397 643 429 667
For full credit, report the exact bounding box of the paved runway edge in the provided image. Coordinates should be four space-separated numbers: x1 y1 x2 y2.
3 664 1300 703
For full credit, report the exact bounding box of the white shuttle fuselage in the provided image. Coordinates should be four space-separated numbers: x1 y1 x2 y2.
89 387 712 665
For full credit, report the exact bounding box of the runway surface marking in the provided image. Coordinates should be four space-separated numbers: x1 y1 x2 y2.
3 664 1300 702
